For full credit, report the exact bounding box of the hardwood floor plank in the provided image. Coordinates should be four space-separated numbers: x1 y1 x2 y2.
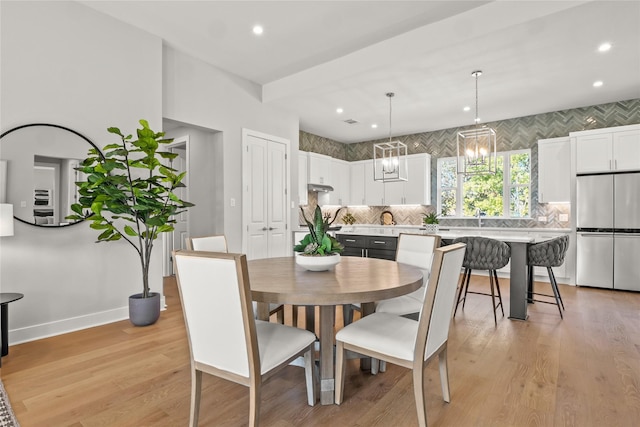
2 276 639 426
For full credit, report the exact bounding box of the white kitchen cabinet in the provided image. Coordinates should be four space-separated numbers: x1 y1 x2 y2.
349 161 366 205
298 152 308 206
404 154 431 205
574 125 640 173
538 137 570 203
613 129 640 171
324 158 349 206
364 161 385 206
383 153 431 205
308 152 332 185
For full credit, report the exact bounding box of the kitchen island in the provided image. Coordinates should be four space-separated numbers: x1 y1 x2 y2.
336 225 572 321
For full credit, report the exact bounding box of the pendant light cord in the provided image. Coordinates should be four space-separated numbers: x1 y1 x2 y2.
386 92 394 143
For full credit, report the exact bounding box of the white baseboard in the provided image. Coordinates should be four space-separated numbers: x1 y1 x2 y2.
8 295 167 346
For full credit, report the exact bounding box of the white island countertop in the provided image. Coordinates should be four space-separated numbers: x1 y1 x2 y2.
336 225 570 239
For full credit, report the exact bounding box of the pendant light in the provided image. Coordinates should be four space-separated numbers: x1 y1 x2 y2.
457 70 497 175
373 92 408 182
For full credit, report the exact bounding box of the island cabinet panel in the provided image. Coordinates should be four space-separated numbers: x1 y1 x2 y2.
337 234 397 260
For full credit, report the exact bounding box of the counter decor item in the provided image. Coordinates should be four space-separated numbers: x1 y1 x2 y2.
422 212 439 234
66 119 194 326
342 212 356 225
295 205 344 271
380 210 395 225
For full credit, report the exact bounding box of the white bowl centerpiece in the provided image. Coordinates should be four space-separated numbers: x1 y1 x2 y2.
294 205 344 272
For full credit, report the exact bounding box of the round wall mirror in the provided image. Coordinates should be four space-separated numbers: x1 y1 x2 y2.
0 123 102 227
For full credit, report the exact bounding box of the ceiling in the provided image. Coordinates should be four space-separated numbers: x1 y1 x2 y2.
81 1 640 143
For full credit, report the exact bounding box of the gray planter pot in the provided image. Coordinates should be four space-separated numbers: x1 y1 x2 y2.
129 292 160 326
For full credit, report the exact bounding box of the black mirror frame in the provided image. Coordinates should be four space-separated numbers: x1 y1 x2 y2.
0 123 104 228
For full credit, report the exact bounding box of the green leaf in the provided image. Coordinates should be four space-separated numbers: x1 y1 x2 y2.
124 225 138 236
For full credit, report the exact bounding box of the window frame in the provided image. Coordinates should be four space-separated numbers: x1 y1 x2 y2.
436 149 531 219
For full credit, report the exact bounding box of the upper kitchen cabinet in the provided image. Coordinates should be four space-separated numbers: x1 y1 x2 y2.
363 161 385 206
322 158 350 206
574 124 640 173
383 153 431 205
538 137 570 202
349 161 366 205
298 152 308 206
308 152 332 186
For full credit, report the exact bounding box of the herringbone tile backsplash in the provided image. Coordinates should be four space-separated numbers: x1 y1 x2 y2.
300 98 640 229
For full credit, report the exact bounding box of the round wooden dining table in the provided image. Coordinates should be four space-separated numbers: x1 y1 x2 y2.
247 255 423 405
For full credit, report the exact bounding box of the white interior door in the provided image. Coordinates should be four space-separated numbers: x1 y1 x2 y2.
164 136 188 276
243 130 290 260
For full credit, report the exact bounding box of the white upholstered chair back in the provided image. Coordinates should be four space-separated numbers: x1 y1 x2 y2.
186 235 228 252
174 251 256 378
417 243 466 361
396 233 441 285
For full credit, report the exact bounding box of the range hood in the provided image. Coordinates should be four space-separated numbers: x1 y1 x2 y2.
307 183 334 192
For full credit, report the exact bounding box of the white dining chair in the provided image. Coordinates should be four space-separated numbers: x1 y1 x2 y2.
334 243 466 427
185 234 228 252
186 235 286 323
376 233 442 316
174 250 317 427
372 233 441 373
343 233 441 330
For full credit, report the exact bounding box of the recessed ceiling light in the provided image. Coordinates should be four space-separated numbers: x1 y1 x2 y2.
463 106 471 112
593 80 603 87
336 108 343 114
598 42 612 52
252 25 264 35
371 124 378 129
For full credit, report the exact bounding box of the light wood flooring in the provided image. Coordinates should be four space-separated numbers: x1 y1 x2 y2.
2 275 639 426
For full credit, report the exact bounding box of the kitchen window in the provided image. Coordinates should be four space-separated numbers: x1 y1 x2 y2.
437 149 530 218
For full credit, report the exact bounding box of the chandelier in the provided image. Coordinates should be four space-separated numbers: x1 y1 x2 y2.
457 70 497 175
373 92 408 182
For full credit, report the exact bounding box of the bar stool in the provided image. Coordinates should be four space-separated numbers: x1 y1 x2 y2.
452 236 511 326
527 235 569 318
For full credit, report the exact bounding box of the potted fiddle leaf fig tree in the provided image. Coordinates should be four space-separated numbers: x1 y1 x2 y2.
67 119 194 326
294 205 344 271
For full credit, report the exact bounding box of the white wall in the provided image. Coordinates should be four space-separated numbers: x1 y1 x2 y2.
0 0 303 344
0 1 163 343
162 46 301 252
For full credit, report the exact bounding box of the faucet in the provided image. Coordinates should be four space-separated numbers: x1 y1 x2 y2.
476 208 482 228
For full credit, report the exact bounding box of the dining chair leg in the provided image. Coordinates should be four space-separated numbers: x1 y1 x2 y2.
292 305 299 327
189 369 202 427
342 305 354 326
334 341 346 404
438 347 451 403
412 363 428 427
249 380 261 427
304 345 317 406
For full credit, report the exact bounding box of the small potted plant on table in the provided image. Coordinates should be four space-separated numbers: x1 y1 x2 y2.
294 205 344 271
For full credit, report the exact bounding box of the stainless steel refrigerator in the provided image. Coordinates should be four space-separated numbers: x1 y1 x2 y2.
576 172 640 291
